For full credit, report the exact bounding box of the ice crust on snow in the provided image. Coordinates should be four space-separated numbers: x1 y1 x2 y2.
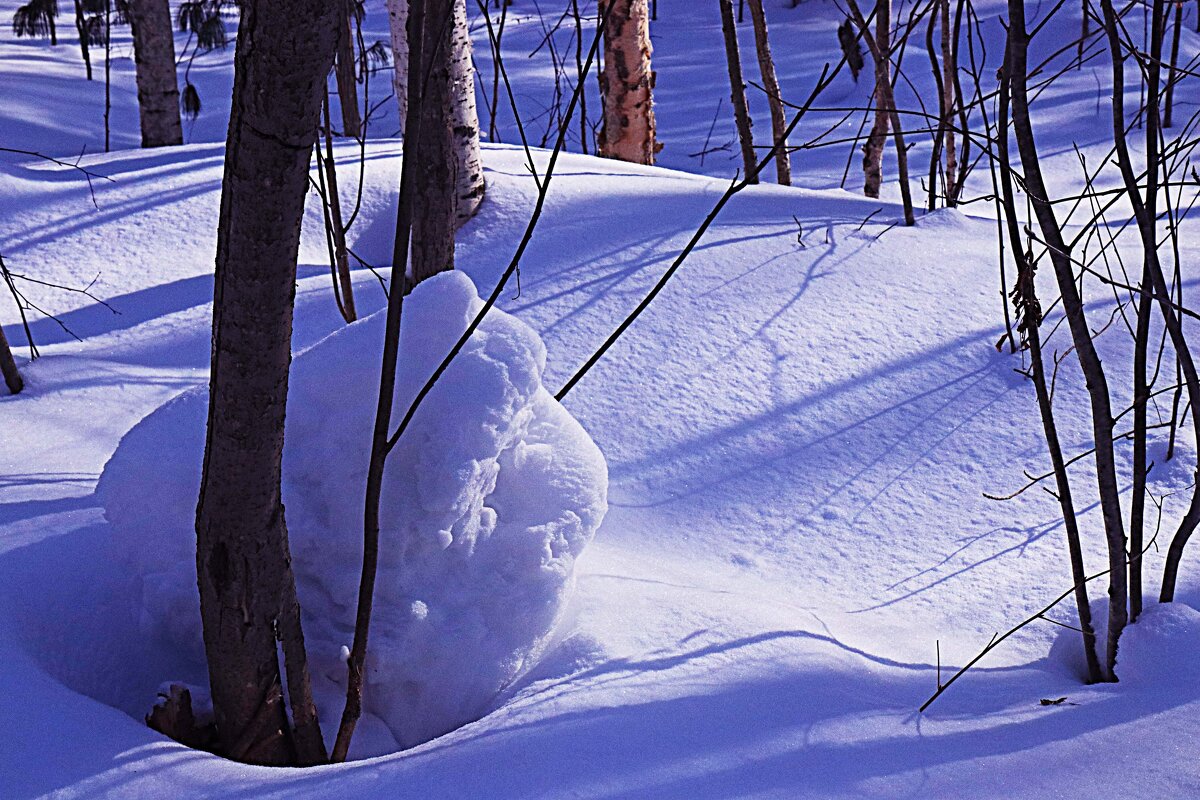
96 271 608 751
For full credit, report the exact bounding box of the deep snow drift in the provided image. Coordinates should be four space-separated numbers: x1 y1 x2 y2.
97 271 608 753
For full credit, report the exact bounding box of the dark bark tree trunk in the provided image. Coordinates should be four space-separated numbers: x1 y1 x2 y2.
333 0 429 763
948 0 969 206
996 66 1102 683
0 322 21 395
73 1 93 81
127 0 183 147
718 0 757 183
1164 0 1183 128
195 0 338 766
1128 0 1168 623
746 0 790 185
318 91 358 323
410 0 458 283
598 0 659 164
1008 0 1126 679
1094 0 1200 605
334 0 363 138
925 5 945 210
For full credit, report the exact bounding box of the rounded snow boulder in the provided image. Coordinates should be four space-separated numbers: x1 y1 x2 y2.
97 271 608 752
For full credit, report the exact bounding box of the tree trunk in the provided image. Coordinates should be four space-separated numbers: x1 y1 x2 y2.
1129 0 1168 623
408 0 459 283
1164 0 1183 128
996 67 1102 683
1079 0 1088 67
318 92 358 323
1008 0 1126 679
598 0 659 165
73 1 93 81
127 0 183 147
447 0 485 224
196 0 338 766
388 0 410 130
389 0 485 227
862 0 890 198
940 0 957 204
746 0 790 185
334 0 430 761
0 323 21 395
847 0 915 224
718 0 757 182
925 6 945 210
335 0 363 138
1094 0 1200 605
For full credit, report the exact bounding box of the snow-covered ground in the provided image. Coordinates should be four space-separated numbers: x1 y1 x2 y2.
3 1 1200 798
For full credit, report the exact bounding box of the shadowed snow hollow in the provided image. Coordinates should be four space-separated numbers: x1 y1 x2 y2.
96 271 608 752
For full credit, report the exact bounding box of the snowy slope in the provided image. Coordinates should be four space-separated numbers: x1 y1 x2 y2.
3 1 1200 798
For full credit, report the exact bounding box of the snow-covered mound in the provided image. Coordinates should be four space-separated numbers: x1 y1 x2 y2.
96 271 608 751
1115 603 1200 684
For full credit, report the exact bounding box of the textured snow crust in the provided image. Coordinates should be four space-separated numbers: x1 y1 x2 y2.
97 271 609 751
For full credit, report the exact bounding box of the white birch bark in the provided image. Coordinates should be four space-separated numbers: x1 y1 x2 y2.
389 0 484 224
598 0 659 164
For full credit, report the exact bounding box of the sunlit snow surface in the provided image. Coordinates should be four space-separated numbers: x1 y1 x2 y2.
3 0 1200 798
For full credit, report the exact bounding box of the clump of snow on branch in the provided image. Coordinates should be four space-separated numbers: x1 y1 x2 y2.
97 271 608 752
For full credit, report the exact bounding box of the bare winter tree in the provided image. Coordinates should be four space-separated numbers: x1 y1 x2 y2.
861 0 890 198
127 0 183 146
939 0 957 202
598 0 659 164
746 0 790 185
1006 0 1126 678
388 0 411 126
334 0 363 138
388 0 485 229
718 0 757 182
994 64 1103 682
926 0 960 207
194 0 338 766
845 0 914 224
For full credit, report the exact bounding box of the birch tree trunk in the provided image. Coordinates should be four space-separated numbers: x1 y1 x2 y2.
0 323 21 395
940 0 958 203
718 0 757 182
195 0 338 766
847 0 914 223
127 0 183 147
598 0 659 165
388 0 484 225
862 0 890 197
447 0 485 223
747 0 790 185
